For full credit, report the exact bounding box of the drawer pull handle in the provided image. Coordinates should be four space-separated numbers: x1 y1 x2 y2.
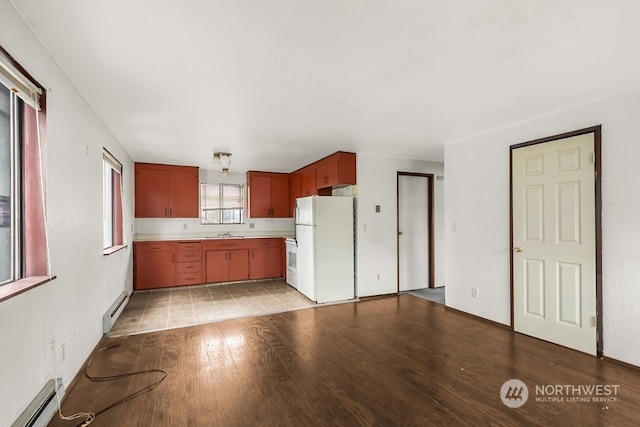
185 266 194 269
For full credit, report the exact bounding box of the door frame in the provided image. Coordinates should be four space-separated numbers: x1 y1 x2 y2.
396 172 435 292
509 125 603 356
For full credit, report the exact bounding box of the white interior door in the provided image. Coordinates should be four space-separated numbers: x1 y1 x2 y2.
398 175 429 291
512 133 597 355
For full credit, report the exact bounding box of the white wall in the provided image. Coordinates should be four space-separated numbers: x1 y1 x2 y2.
356 153 445 297
0 1 134 424
445 87 640 367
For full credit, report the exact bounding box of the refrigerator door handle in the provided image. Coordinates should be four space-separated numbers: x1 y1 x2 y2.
294 202 300 247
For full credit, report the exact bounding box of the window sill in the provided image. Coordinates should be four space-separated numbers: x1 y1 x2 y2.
0 275 57 303
103 244 128 256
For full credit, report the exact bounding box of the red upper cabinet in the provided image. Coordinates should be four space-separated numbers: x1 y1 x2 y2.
289 173 301 216
135 163 199 218
247 171 291 218
315 152 356 189
300 166 317 197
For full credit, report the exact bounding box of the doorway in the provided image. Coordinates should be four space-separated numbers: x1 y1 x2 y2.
510 126 602 356
397 173 434 292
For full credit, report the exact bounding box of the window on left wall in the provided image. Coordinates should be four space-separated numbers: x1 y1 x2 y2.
103 149 124 252
0 45 48 293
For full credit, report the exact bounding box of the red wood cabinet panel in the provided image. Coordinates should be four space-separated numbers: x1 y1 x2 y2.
315 152 356 189
250 246 282 279
135 163 199 218
300 167 317 197
205 250 228 283
168 169 199 218
271 174 290 218
247 171 291 218
135 168 169 217
250 238 283 280
134 244 175 290
177 261 201 274
176 272 202 286
247 174 272 218
228 249 250 281
176 250 201 263
202 239 251 251
205 249 249 283
289 173 301 215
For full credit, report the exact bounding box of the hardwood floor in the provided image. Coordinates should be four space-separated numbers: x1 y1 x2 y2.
50 295 640 426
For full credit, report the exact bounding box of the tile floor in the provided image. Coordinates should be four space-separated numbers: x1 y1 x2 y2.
407 286 445 304
108 279 316 337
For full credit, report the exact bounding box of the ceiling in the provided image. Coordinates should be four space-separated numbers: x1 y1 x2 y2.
9 0 640 173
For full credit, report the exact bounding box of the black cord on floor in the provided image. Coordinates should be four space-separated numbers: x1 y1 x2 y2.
71 343 167 426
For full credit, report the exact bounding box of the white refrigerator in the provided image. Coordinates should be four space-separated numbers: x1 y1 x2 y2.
294 196 354 303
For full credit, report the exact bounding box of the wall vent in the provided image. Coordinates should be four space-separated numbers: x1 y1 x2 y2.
12 378 62 427
103 291 129 333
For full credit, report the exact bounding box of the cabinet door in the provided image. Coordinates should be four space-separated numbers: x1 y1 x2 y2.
248 174 272 218
271 174 290 218
206 250 229 283
324 155 341 187
250 240 282 279
135 250 175 289
250 247 268 280
228 249 250 281
289 173 301 215
315 160 328 188
300 167 317 196
135 168 169 217
169 169 199 218
263 246 282 278
336 152 356 186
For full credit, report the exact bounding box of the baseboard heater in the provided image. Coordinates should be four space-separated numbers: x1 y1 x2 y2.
12 378 62 427
103 291 129 333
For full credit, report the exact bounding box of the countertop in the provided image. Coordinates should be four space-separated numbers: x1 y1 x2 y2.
133 232 293 242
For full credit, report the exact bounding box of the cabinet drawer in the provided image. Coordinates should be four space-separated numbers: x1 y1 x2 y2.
177 241 202 251
176 272 202 286
135 241 175 252
177 261 202 274
176 250 202 262
203 239 251 251
250 238 283 248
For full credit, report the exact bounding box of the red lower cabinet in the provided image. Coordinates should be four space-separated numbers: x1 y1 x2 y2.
135 238 284 289
176 242 202 286
205 249 250 283
134 242 176 290
250 239 283 280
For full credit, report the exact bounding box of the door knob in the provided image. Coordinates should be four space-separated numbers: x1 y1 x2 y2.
513 247 523 253
398 231 403 236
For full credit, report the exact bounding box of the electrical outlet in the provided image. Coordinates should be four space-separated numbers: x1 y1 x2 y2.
363 224 367 232
376 273 380 281
249 223 255 229
471 288 478 298
183 223 188 230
